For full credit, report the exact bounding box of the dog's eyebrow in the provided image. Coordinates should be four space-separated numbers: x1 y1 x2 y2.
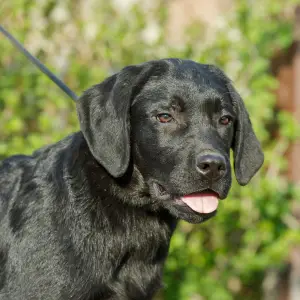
196 91 236 115
218 91 235 112
222 104 235 115
171 95 185 109
198 96 222 111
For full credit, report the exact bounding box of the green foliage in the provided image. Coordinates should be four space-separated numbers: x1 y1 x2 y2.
1 0 300 299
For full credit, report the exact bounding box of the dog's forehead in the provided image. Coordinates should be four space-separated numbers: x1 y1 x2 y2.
138 60 229 106
168 60 225 88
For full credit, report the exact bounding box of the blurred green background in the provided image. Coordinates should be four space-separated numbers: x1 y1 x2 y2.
1 0 300 299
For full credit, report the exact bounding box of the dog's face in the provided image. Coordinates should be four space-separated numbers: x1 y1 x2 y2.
76 59 264 223
130 67 235 223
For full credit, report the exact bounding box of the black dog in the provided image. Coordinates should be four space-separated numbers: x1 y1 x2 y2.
0 59 263 300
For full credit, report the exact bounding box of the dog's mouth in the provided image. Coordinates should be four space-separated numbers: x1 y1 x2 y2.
178 191 219 214
152 182 220 214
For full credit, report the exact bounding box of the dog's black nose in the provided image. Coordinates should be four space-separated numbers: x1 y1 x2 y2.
196 154 226 180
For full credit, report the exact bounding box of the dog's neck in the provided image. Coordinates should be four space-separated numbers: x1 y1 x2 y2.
65 132 177 232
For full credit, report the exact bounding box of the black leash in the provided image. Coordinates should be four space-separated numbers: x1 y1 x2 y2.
0 25 78 101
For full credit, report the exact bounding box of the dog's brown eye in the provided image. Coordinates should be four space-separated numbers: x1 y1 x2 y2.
219 116 232 125
156 113 173 123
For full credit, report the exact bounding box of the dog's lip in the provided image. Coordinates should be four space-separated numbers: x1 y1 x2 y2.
177 189 220 214
176 188 222 201
152 182 224 215
152 182 223 201
184 189 220 198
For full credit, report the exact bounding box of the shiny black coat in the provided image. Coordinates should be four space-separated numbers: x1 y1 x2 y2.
0 59 263 299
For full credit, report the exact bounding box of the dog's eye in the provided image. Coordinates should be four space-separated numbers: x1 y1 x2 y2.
219 116 232 125
156 113 173 123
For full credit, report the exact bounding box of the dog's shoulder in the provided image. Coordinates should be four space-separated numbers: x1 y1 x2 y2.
0 153 35 211
0 132 83 223
0 132 79 181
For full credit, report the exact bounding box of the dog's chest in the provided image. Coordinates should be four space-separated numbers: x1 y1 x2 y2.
87 217 171 270
79 215 173 299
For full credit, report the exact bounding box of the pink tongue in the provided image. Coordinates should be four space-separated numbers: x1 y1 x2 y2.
181 193 219 214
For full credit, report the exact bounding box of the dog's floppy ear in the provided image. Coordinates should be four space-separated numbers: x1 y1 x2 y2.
227 82 264 186
76 63 154 178
207 65 264 185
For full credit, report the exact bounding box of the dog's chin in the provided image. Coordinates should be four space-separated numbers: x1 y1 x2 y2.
166 202 218 224
150 181 225 224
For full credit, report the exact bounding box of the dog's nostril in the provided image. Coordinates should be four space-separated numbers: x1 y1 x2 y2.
200 163 210 170
196 154 226 180
218 164 225 171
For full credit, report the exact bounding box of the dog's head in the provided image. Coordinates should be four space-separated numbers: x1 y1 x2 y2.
76 59 264 223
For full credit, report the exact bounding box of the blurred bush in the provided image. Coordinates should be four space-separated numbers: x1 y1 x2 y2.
1 0 300 299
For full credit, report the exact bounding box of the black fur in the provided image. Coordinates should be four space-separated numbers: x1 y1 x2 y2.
0 59 264 299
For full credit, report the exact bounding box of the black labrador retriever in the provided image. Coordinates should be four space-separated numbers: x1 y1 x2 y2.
0 58 264 300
